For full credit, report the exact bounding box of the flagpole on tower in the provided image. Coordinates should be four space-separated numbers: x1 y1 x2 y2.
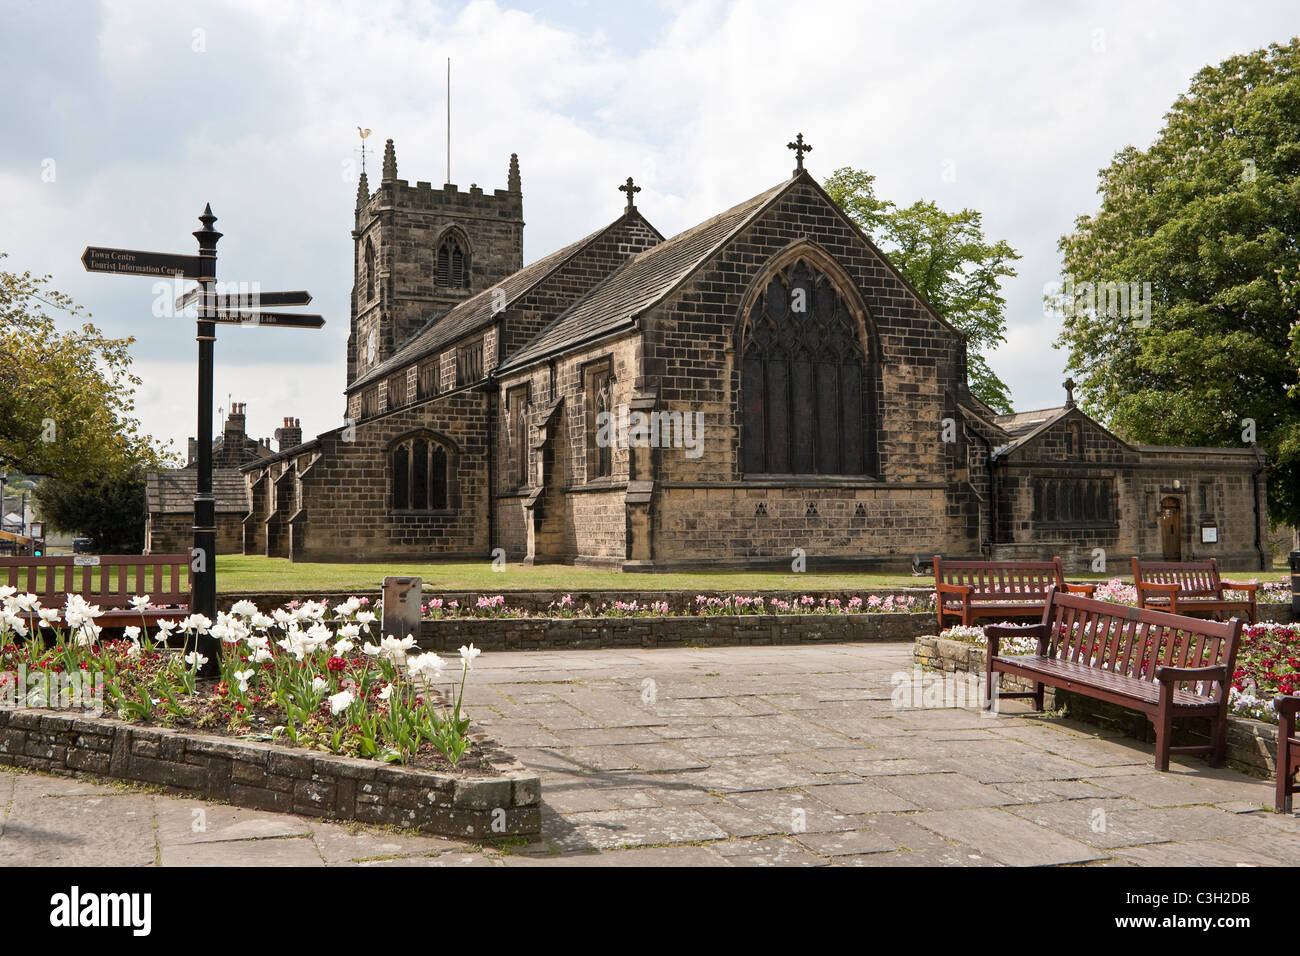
446 57 451 184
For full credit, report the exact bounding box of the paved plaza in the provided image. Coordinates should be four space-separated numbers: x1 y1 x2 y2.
2 641 1297 866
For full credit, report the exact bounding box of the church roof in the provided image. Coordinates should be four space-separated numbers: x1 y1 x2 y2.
350 214 650 392
995 406 1068 438
498 177 793 372
146 469 249 514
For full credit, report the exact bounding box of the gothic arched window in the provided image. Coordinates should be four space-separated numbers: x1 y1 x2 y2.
586 363 613 480
436 232 470 288
364 238 375 301
391 435 452 511
740 257 875 476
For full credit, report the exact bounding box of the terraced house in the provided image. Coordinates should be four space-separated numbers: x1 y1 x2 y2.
238 138 1268 571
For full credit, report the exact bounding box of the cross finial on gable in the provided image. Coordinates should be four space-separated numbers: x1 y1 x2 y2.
787 133 813 175
1064 377 1076 408
619 176 641 213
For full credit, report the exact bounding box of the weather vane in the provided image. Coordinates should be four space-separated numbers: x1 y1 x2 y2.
357 126 372 175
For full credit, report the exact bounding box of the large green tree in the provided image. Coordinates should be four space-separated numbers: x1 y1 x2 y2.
0 254 166 480
823 168 1021 412
1055 39 1300 527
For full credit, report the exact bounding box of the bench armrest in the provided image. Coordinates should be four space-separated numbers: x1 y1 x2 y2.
1154 664 1227 684
984 622 1048 657
1275 696 1300 719
1061 583 1095 597
935 582 973 595
1137 582 1181 595
1219 581 1259 595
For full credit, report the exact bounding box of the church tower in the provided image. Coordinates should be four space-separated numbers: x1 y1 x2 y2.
347 140 524 388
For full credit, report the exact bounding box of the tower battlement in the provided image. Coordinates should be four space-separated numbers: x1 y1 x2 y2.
347 139 523 389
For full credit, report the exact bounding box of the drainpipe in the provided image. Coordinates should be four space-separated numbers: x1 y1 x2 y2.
975 428 997 558
486 385 496 558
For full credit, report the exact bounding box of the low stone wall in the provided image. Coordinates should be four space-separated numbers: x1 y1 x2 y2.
0 709 541 838
418 612 933 652
912 636 1280 777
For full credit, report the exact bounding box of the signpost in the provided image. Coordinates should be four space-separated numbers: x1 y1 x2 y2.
83 205 323 674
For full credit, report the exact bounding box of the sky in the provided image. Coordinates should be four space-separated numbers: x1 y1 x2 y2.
2 0 1296 460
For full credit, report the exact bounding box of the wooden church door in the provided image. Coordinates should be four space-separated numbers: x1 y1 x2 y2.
1159 496 1182 560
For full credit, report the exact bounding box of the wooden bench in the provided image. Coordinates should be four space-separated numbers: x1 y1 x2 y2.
933 555 1095 629
986 588 1242 771
1131 557 1257 624
1273 696 1300 812
0 553 191 629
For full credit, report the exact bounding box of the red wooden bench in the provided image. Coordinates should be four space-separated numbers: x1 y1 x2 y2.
1131 557 1257 624
933 555 1095 629
986 588 1242 771
1273 696 1300 812
0 553 191 629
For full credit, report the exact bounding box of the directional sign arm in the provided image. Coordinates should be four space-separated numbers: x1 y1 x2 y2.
83 246 203 279
209 311 325 329
174 288 313 310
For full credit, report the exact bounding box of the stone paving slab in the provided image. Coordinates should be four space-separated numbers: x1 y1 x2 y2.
5 640 1300 866
910 808 1109 866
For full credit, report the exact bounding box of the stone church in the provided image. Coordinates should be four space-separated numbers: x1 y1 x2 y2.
238 137 1269 571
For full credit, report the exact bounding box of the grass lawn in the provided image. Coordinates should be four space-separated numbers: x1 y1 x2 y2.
214 554 1288 595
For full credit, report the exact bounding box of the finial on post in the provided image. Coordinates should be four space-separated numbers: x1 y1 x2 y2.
193 204 221 249
1064 377 1076 408
787 133 813 175
618 176 641 213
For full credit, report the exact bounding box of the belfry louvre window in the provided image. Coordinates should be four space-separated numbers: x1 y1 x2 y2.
364 238 375 301
436 234 469 288
392 436 450 511
740 258 875 476
456 340 483 387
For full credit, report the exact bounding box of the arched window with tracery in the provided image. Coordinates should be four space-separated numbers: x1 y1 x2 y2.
739 256 876 476
436 232 470 288
391 435 451 511
364 238 375 301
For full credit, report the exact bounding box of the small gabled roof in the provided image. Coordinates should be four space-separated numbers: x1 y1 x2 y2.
992 405 1136 459
497 177 793 372
351 213 659 392
146 469 249 514
995 405 1068 439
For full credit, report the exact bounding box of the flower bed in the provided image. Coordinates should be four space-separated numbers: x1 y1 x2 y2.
423 591 935 619
1093 576 1291 606
0 589 542 836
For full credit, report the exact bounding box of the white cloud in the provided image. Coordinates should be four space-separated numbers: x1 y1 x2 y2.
3 0 1296 454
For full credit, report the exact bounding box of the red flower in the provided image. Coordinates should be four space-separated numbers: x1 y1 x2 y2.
327 656 346 672
215 682 229 696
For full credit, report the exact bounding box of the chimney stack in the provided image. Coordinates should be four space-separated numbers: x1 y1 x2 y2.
225 402 247 441
275 416 302 452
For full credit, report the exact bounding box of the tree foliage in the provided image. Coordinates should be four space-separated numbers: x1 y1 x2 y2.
823 168 1020 412
0 254 167 480
34 467 148 553
1055 39 1300 527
